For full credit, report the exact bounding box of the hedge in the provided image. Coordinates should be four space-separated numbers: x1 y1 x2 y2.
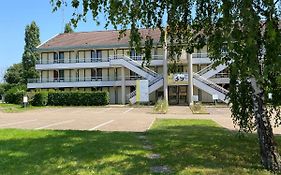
47 91 109 106
31 91 48 106
4 91 25 104
4 85 26 104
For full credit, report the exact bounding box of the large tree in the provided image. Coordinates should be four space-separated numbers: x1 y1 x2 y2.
22 21 41 84
51 0 281 172
4 63 24 85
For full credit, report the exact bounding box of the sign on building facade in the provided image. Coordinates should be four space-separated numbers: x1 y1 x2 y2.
136 80 149 102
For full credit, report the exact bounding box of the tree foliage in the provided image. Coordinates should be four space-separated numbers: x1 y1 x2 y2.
64 22 74 33
51 0 281 171
4 63 24 85
22 21 41 84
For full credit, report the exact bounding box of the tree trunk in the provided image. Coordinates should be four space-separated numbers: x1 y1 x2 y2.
251 78 281 172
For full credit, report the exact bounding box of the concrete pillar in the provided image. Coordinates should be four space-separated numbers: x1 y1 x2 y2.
163 31 168 102
121 67 126 104
188 53 194 106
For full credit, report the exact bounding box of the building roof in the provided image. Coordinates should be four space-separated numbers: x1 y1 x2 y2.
38 29 161 51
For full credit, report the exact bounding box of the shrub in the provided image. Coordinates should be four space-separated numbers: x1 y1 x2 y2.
4 85 26 104
31 91 48 106
154 99 169 114
48 91 109 106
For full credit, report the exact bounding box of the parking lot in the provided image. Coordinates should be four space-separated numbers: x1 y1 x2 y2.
0 105 280 133
0 106 217 132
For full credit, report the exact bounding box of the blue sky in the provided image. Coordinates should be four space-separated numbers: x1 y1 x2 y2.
0 0 111 74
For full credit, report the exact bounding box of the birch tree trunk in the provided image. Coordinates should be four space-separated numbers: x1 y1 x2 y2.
251 78 281 172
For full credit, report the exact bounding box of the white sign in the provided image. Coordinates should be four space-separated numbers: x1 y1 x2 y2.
136 80 149 102
268 93 273 100
193 95 199 102
23 96 28 103
212 94 219 100
173 74 188 82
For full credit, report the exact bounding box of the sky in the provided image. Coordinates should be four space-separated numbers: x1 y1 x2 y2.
0 0 112 80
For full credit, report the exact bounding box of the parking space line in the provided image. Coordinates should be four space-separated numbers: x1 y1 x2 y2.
35 120 75 130
0 119 38 127
147 118 156 131
122 108 134 114
96 108 111 113
89 120 114 131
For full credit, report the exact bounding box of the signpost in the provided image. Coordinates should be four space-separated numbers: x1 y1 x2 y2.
23 96 28 108
136 80 149 103
212 94 218 106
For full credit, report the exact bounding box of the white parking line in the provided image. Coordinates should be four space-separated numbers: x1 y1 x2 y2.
35 120 75 130
0 120 38 127
96 108 111 113
147 118 156 131
122 108 134 114
89 120 115 131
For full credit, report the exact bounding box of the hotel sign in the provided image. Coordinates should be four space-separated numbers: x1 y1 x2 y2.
136 80 149 102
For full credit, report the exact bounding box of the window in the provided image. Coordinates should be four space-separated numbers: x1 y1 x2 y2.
54 52 58 63
59 70 64 81
54 70 59 81
59 52 64 63
91 68 102 80
96 50 102 58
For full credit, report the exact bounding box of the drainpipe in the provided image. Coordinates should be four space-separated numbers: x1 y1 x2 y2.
188 53 193 106
163 28 168 102
121 66 126 105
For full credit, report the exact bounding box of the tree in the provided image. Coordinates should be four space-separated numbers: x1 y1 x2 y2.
22 21 41 84
51 0 281 172
4 63 24 85
64 23 74 33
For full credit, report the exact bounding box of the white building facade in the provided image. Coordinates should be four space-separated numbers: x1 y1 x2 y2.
27 29 229 105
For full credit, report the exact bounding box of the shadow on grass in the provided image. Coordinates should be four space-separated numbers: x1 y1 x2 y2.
0 130 149 175
147 119 272 174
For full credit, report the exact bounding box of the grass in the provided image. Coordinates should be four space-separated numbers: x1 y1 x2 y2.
0 103 43 113
0 119 277 175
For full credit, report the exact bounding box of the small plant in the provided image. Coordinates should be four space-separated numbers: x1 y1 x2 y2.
154 99 169 114
190 103 209 114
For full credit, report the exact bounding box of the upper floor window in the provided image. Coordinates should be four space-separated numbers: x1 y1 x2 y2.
59 52 64 63
54 52 58 63
91 50 102 59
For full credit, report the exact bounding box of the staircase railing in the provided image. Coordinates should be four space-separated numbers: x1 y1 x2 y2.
193 73 229 95
109 54 159 77
196 63 214 76
127 76 163 99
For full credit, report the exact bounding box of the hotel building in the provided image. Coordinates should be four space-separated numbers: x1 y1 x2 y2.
27 29 229 105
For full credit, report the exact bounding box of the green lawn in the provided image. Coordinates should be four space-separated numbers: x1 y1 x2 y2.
0 119 276 175
0 103 42 113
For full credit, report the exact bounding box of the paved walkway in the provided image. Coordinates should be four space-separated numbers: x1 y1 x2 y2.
0 106 280 134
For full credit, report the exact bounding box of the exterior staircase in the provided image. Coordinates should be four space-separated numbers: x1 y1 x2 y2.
109 55 163 104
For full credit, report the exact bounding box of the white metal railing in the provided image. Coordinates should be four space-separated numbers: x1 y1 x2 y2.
109 54 159 78
37 55 163 65
196 63 214 75
28 76 145 84
193 73 229 94
127 75 163 99
192 53 208 58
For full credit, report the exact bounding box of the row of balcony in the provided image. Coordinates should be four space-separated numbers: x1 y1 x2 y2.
37 55 164 65
28 76 144 84
36 54 211 65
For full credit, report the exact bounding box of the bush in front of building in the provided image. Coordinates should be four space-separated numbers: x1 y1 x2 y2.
4 85 26 104
47 91 109 106
31 91 48 106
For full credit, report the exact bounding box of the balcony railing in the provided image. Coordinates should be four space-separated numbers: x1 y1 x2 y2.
192 53 208 58
28 76 144 84
37 55 164 64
